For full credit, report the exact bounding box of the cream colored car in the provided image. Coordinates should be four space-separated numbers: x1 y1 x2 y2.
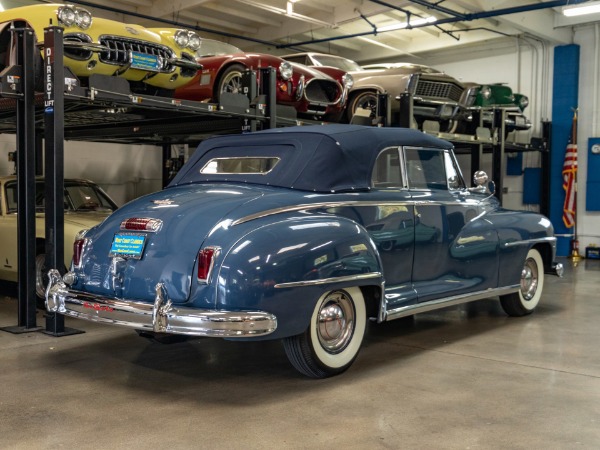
0 176 117 297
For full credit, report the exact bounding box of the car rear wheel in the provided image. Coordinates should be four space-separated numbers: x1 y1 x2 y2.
216 63 246 102
500 248 545 316
283 287 366 378
35 253 48 300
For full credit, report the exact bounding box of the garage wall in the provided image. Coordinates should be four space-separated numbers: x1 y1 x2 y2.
574 24 600 251
418 27 600 251
401 37 548 212
0 134 162 207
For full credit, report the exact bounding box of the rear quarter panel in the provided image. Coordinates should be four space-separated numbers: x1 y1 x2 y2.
198 213 383 339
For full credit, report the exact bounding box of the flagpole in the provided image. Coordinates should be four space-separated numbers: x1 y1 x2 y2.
569 109 582 261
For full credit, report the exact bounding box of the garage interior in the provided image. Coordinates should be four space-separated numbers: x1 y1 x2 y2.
1 0 600 447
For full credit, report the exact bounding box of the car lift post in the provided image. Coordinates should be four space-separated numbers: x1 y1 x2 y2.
492 108 506 203
259 67 276 129
0 28 42 334
42 25 82 336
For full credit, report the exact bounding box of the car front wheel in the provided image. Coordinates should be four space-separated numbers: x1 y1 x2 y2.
216 63 246 102
347 91 378 122
500 248 545 316
283 287 366 378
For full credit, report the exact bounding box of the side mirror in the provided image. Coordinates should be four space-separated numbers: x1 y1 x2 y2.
471 171 495 195
473 170 488 187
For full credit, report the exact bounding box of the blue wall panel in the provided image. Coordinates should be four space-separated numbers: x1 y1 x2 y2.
586 138 600 211
550 44 580 256
523 168 541 205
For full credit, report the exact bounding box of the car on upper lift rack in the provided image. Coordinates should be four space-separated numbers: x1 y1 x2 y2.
458 82 532 136
0 4 202 95
171 38 353 121
283 53 467 131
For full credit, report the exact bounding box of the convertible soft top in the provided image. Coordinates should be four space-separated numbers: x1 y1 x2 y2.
170 125 453 193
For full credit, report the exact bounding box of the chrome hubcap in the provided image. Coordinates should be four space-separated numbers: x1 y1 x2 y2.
520 257 538 301
221 72 243 95
317 291 355 354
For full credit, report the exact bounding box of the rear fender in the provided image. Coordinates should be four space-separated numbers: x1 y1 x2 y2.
213 215 383 339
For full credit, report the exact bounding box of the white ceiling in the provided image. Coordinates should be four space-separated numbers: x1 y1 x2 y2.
4 0 600 63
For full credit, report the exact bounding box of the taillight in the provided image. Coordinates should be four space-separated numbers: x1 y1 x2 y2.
72 229 89 269
197 247 220 283
73 238 85 268
120 218 162 232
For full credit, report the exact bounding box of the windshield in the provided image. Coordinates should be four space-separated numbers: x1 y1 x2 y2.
311 54 362 71
195 39 242 57
4 180 118 214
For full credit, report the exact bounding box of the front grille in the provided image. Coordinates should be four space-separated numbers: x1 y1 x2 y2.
416 80 464 102
305 79 340 104
64 33 93 61
98 36 174 72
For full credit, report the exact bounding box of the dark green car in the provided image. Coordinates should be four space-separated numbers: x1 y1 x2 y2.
459 83 531 135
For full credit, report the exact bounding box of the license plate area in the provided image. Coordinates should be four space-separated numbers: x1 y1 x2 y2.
109 233 147 259
130 51 162 72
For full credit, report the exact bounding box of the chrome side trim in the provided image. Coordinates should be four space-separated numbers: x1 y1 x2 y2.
503 236 557 248
231 197 481 227
45 270 277 338
383 285 520 322
232 200 411 226
274 272 382 289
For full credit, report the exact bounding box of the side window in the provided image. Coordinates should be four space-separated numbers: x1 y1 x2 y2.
371 147 402 188
5 182 17 213
404 148 447 190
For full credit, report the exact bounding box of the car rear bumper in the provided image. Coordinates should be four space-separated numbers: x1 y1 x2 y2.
45 269 277 338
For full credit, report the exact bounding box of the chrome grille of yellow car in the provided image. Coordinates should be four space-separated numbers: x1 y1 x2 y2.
416 80 464 102
98 36 174 72
64 33 93 61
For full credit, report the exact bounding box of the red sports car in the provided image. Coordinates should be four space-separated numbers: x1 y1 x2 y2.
170 38 353 121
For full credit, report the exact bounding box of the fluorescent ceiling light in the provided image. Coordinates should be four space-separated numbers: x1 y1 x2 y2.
358 37 399 51
378 16 436 32
563 1 600 16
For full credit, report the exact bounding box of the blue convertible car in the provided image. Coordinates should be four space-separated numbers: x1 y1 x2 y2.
46 125 563 378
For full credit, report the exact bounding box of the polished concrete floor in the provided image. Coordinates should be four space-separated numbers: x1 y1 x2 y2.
1 258 599 449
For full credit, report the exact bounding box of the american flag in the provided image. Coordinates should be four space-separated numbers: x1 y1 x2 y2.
562 112 578 228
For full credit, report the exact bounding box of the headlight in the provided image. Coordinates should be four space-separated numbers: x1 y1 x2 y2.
58 6 92 29
188 32 201 51
342 73 354 89
74 8 92 29
174 30 190 48
519 95 529 109
480 86 492 100
57 6 76 26
279 61 293 81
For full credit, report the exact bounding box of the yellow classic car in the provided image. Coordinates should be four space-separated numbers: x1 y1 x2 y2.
0 4 202 93
0 176 118 298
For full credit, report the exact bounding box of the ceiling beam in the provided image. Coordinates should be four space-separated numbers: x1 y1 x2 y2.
145 0 213 19
200 3 283 27
179 12 259 34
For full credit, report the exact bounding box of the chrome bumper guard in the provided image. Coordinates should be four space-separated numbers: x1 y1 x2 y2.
45 269 277 338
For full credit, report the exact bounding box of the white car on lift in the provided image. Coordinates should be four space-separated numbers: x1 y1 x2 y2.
0 176 118 298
